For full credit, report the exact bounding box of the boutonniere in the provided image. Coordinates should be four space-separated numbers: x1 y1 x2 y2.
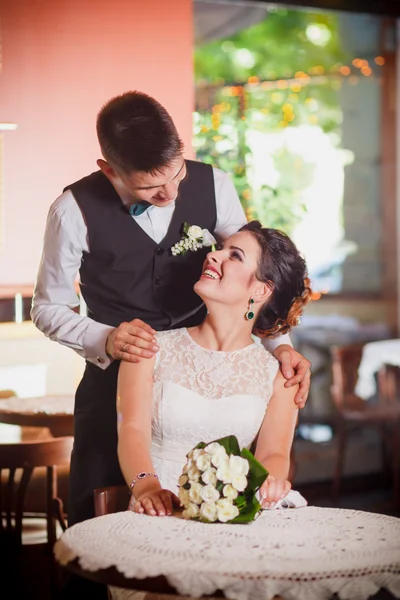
171 222 217 256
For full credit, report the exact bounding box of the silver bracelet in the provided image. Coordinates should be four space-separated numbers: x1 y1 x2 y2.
129 471 159 494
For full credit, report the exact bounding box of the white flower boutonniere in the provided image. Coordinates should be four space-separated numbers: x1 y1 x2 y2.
171 222 217 256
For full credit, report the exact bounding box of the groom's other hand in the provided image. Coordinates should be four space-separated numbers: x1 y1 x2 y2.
273 345 311 409
106 319 159 362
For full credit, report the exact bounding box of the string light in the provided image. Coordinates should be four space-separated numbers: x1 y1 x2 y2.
205 54 384 99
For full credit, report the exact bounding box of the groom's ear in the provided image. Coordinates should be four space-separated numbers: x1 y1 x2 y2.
97 159 117 181
252 281 273 305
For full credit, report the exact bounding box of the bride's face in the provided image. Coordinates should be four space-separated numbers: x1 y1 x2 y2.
194 231 265 308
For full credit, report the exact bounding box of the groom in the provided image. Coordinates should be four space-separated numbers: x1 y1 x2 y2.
31 91 311 528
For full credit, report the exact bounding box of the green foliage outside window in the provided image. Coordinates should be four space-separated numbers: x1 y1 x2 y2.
194 7 348 235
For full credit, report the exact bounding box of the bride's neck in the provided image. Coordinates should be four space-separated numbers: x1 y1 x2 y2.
188 307 254 352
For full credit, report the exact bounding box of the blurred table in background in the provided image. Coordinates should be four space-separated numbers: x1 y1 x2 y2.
0 394 74 437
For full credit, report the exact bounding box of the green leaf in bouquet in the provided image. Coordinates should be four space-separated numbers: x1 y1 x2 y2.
182 222 191 234
216 481 224 493
230 496 262 524
192 441 206 452
241 447 268 491
234 493 246 509
210 435 241 456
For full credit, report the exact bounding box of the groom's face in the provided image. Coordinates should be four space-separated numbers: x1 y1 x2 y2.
100 156 187 208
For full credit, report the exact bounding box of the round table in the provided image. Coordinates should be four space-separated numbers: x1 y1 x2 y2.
54 506 400 600
0 394 74 437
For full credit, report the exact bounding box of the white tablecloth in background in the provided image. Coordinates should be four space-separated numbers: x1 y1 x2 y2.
356 339 400 400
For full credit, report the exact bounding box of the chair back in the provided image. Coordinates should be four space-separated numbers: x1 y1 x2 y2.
0 436 73 548
330 343 365 410
94 485 129 516
378 364 400 404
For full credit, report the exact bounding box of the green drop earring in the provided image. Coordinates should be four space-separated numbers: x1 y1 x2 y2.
245 298 255 321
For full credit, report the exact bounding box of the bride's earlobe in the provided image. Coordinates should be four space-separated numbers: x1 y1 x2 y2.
244 298 255 321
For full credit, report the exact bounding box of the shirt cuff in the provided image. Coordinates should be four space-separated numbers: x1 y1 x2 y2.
83 322 115 370
261 333 292 354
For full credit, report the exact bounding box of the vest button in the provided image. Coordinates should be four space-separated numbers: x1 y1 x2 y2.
155 276 161 284
156 247 164 256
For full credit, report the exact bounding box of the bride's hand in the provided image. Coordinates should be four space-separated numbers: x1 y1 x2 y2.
132 488 181 516
260 475 291 509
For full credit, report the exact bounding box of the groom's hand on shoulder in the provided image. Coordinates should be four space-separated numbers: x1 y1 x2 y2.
273 344 311 409
106 319 159 363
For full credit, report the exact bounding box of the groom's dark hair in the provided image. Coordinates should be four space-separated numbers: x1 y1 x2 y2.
96 91 184 174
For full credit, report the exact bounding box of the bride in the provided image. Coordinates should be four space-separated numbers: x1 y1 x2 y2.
117 221 312 515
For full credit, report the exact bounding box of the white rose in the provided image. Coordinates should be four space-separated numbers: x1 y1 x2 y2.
187 225 203 240
187 465 200 482
196 453 212 472
189 482 203 505
231 473 248 492
204 442 223 455
202 229 217 247
179 487 190 506
216 498 240 523
201 467 217 486
193 448 206 461
178 474 188 486
200 484 221 503
216 462 233 484
229 455 250 476
182 502 200 519
187 450 194 460
223 484 239 500
211 452 229 469
200 502 218 522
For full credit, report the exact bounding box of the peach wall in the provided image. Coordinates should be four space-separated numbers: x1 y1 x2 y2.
0 0 194 284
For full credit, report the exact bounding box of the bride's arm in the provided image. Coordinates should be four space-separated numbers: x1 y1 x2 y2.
254 372 299 506
117 358 180 515
117 358 160 497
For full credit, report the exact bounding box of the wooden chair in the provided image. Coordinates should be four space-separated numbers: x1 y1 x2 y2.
94 485 130 516
0 436 73 549
0 436 73 597
330 344 400 508
378 364 400 405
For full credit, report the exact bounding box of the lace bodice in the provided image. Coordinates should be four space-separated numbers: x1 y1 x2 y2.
149 328 279 491
154 328 277 401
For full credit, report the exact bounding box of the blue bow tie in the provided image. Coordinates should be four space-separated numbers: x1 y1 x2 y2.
129 202 151 216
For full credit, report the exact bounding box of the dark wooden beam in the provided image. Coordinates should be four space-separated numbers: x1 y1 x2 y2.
245 0 400 17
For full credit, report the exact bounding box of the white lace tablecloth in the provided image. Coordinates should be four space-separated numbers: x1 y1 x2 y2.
54 506 400 600
355 339 400 400
0 395 74 415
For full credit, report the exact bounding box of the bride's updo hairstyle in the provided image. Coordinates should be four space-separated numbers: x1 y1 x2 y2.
241 221 312 338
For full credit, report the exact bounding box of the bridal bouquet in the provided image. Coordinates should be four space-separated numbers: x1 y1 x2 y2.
178 435 268 524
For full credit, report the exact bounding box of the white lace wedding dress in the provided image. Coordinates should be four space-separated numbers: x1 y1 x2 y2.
147 328 278 494
111 328 279 600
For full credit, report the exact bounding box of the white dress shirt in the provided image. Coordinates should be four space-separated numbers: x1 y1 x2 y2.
31 167 291 369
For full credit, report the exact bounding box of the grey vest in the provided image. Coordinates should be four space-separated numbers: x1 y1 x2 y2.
64 160 217 330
